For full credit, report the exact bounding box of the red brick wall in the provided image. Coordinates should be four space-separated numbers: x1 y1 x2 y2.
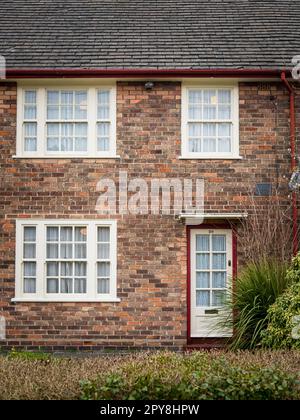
0 80 296 350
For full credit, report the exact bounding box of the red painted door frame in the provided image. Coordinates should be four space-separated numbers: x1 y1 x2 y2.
186 223 237 343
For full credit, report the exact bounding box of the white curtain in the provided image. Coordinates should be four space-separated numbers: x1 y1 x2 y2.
97 278 110 294
97 90 110 120
23 262 36 293
47 278 58 293
24 227 36 242
98 227 110 242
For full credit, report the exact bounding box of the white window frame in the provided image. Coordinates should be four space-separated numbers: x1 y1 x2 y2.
16 84 117 158
13 219 119 302
181 83 240 159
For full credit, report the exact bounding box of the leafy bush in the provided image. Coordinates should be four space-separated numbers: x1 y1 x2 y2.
224 259 290 349
80 352 298 400
261 253 300 349
8 348 51 361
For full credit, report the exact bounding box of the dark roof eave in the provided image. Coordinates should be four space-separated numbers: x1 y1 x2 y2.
5 68 289 79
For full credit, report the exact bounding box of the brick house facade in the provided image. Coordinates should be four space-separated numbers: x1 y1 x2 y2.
0 1 299 350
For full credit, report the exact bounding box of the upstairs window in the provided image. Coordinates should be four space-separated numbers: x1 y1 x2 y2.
17 85 116 157
181 85 239 159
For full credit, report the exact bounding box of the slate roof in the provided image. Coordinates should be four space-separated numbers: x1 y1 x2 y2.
0 0 299 70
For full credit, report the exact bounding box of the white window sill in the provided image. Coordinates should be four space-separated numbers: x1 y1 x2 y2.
12 155 121 160
12 297 121 303
178 155 243 160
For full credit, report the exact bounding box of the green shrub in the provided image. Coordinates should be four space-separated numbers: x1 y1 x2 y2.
80 352 298 400
261 253 300 349
261 282 300 349
8 348 52 361
224 259 289 349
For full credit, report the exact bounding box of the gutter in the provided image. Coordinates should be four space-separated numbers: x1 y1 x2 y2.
281 71 298 256
5 68 288 79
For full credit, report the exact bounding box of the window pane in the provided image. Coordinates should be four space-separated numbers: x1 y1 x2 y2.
24 105 36 120
218 89 231 104
212 291 226 307
189 90 202 104
60 227 73 242
212 272 226 288
61 91 73 105
204 90 217 104
47 137 59 151
24 262 36 276
60 263 73 277
47 262 59 276
47 123 60 136
212 254 226 270
203 138 216 152
47 106 59 120
24 227 36 242
60 244 73 259
75 137 87 152
218 138 231 153
188 122 201 137
196 290 210 307
98 106 110 120
189 138 201 153
61 262 73 276
97 278 110 294
24 243 36 258
98 90 110 104
61 137 73 151
47 227 59 242
188 105 201 120
75 262 87 276
24 278 36 293
47 278 59 293
61 278 73 294
212 235 226 252
218 105 231 119
24 138 37 152
74 278 87 293
24 122 37 137
74 244 86 259
25 91 36 104
61 106 73 120
196 254 210 270
47 244 58 259
97 262 110 277
98 243 110 259
47 91 59 105
97 137 110 152
75 227 87 242
196 235 209 252
98 227 110 242
203 105 216 120
196 272 210 289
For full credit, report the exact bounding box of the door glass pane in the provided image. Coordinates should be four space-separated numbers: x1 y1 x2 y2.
212 291 226 307
196 254 210 270
212 235 226 251
196 272 210 288
212 272 226 288
196 291 210 307
212 254 226 270
196 235 209 252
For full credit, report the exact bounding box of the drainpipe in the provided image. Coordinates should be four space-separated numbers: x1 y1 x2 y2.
281 71 298 256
